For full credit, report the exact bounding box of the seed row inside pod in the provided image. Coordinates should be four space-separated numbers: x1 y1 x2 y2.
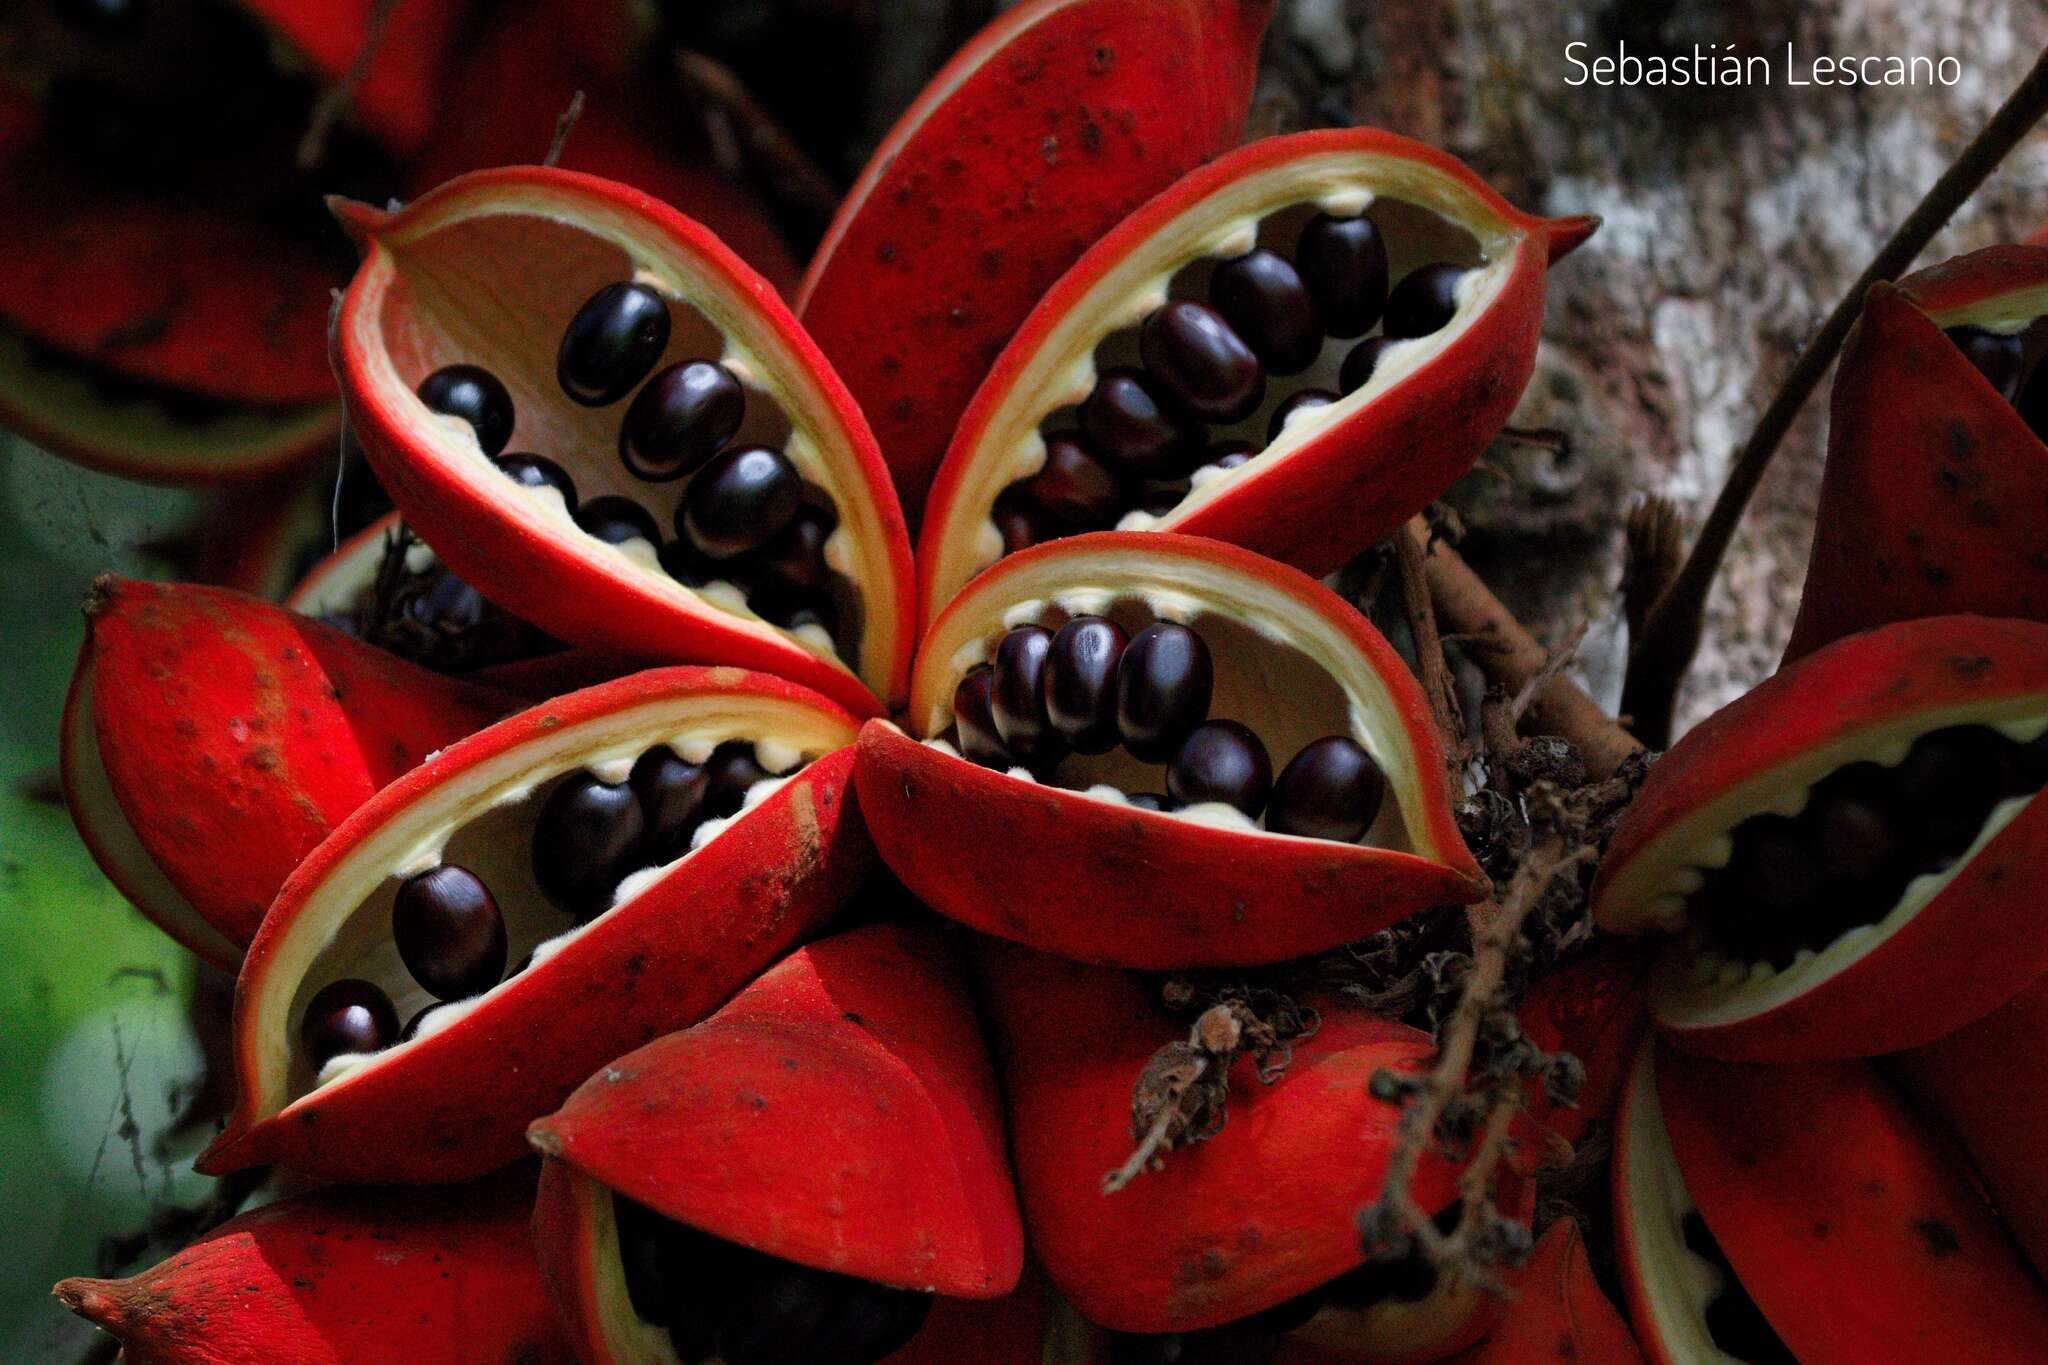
294 730 809 1085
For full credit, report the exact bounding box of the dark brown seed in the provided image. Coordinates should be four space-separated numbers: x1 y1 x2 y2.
576 495 662 548
991 626 1067 767
658 536 713 587
418 365 514 456
494 452 579 514
301 978 398 1068
750 505 836 597
1045 616 1128 754
1805 765 1898 884
1080 368 1205 477
1382 264 1467 340
620 361 745 481
1723 815 1826 916
392 864 508 1001
704 741 770 819
1210 248 1322 375
1267 388 1338 442
1167 720 1272 818
1339 336 1396 396
533 773 647 919
559 282 672 406
1139 301 1265 424
1267 736 1385 842
1116 622 1214 762
1943 326 2025 402
1022 435 1123 528
953 666 1010 769
632 746 709 864
992 494 1044 555
682 446 803 559
1295 213 1389 338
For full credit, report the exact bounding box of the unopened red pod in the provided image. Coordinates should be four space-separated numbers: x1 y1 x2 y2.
1592 615 2048 1061
1785 245 2048 663
1438 1220 1641 1365
798 0 1273 526
1515 944 1655 1148
1891 972 2048 1276
332 167 913 718
528 923 1022 1364
858 532 1483 968
1614 1040 2048 1364
60 576 509 970
981 938 1514 1358
198 667 870 1184
917 128 1596 622
53 1171 570 1365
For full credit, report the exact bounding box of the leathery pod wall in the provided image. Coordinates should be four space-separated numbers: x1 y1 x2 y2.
330 166 915 719
857 532 1484 968
198 666 872 1183
916 127 1596 623
1592 615 2048 1061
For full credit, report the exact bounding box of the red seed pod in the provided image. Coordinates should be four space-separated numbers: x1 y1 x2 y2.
1435 1221 1643 1365
1515 944 1655 1149
798 0 1274 526
857 533 1484 968
197 667 870 1183
1784 244 2048 663
52 1170 571 1365
979 938 1500 1351
332 167 913 718
917 128 1596 623
60 576 510 970
527 924 1022 1361
1592 615 2048 1061
1614 1041 2048 1365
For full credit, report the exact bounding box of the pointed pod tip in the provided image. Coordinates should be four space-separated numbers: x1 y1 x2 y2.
52 1276 117 1324
1545 213 1602 263
326 194 392 248
82 573 125 621
526 1120 564 1158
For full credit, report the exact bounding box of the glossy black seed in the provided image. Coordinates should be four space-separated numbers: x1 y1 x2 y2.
717 1258 931 1365
1267 388 1338 441
657 536 713 587
1805 764 1898 884
1081 367 1205 477
990 626 1068 767
559 282 671 406
621 361 745 481
1021 434 1123 529
1139 300 1265 424
1045 616 1129 754
1204 439 1255 471
1339 336 1396 396
576 495 662 548
953 666 1011 769
1382 264 1467 340
751 505 836 597
533 774 647 918
1943 326 2026 402
683 445 803 559
992 493 1046 555
494 452 579 514
391 864 508 1000
1296 213 1389 338
418 365 514 456
704 741 770 820
1127 792 1169 812
1117 622 1214 762
407 570 486 630
1267 736 1385 842
1168 720 1272 817
1210 248 1322 375
631 746 709 864
1723 815 1826 916
301 978 398 1068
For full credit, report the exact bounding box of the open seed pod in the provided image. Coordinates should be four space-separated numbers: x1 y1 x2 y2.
527 923 1022 1365
1784 244 2048 664
796 0 1273 527
916 128 1596 621
332 167 914 718
53 1169 570 1365
197 666 870 1184
1442 1221 1642 1365
1591 615 2048 1061
1614 1040 2048 1364
1890 972 2048 1277
979 937 1512 1358
60 576 510 970
858 532 1482 968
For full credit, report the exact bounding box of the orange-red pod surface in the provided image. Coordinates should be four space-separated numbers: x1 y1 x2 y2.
1784 245 2048 663
60 576 510 970
797 0 1273 526
199 667 870 1184
1441 1220 1642 1365
528 923 1023 1362
1593 615 2048 1061
53 1171 570 1365
1516 944 1655 1148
